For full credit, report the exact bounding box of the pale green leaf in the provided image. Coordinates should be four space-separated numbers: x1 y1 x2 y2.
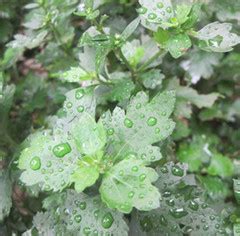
100 158 160 213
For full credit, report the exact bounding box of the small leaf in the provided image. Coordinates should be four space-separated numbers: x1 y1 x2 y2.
197 22 240 52
167 33 192 58
121 17 140 41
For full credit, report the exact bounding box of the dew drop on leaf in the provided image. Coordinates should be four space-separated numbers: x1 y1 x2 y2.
101 212 114 229
83 227 91 235
53 143 72 158
46 161 52 167
30 156 41 170
148 13 157 20
131 166 138 172
157 2 164 9
66 102 72 108
166 7 172 13
107 128 114 136
188 200 199 211
124 118 133 128
160 166 168 173
128 191 135 198
75 89 84 99
136 103 141 109
171 165 184 177
137 7 147 14
155 128 160 134
159 215 168 226
139 174 146 181
74 214 82 223
169 208 188 218
147 117 157 126
77 105 84 113
79 201 86 210
166 199 175 206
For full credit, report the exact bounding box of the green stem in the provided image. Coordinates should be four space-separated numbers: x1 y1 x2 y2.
137 49 166 73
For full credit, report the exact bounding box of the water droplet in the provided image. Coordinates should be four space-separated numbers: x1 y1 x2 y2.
201 203 208 209
83 227 91 235
166 7 172 13
46 161 52 168
74 214 82 223
157 2 164 9
147 117 157 126
30 156 41 170
187 200 198 212
124 118 133 128
75 89 84 99
94 210 99 218
161 111 167 116
139 174 146 182
210 215 215 221
155 128 160 134
119 170 124 176
162 190 171 197
79 202 86 210
171 165 184 177
131 166 138 172
66 102 72 108
159 215 168 226
148 13 157 20
140 216 153 232
137 7 147 14
203 225 209 231
136 103 141 109
160 166 168 173
107 128 114 136
166 199 175 206
169 208 188 218
139 193 145 199
53 143 72 158
128 191 135 198
77 105 84 113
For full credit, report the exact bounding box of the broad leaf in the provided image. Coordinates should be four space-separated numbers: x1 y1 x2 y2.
100 158 160 213
101 90 176 163
197 22 240 52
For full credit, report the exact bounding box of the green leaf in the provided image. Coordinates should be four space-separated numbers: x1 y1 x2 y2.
71 113 106 156
139 69 165 89
0 171 12 221
44 190 129 235
233 179 240 204
177 135 213 171
101 90 176 163
100 158 160 213
207 153 234 178
61 67 95 83
138 0 174 31
181 49 222 84
197 22 240 52
131 162 226 235
175 4 192 25
121 17 140 41
167 33 192 58
197 176 229 200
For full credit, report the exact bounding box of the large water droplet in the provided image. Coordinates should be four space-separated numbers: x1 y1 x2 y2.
53 143 72 158
74 214 82 223
124 118 133 128
147 117 157 126
75 89 84 99
66 102 72 108
77 105 84 113
79 202 86 210
166 7 172 13
30 156 41 170
188 200 199 211
171 165 184 177
169 208 188 218
148 13 157 20
107 128 114 136
137 7 147 14
101 212 114 228
157 2 164 9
